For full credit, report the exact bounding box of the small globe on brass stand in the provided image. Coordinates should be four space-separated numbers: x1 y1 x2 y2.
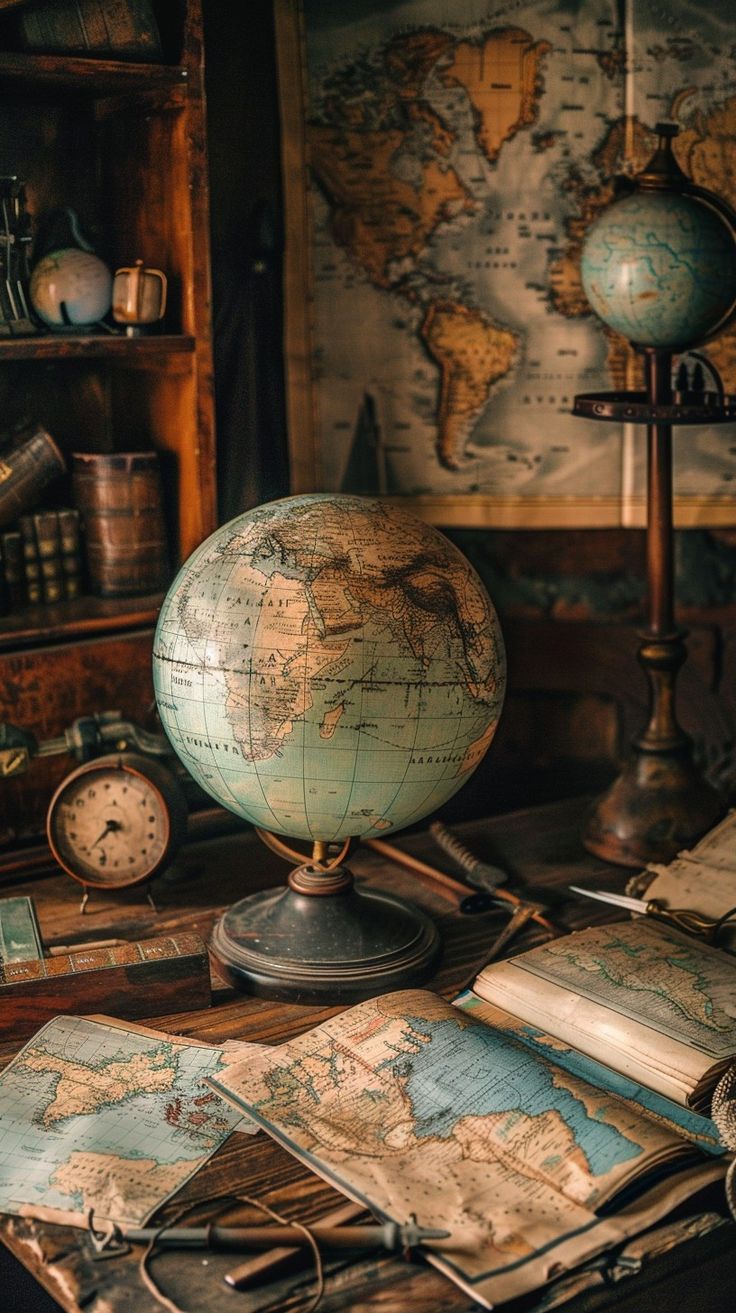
152 494 506 1002
574 123 736 867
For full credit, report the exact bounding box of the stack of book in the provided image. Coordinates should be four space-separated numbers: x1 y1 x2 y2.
0 508 83 612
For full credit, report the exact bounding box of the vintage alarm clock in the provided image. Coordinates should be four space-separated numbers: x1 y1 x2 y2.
46 752 188 902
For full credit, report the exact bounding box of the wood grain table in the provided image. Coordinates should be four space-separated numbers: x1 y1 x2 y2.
1 796 734 1313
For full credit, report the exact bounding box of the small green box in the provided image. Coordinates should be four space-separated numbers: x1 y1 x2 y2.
0 896 43 964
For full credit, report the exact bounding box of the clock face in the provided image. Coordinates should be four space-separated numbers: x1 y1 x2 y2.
47 755 185 888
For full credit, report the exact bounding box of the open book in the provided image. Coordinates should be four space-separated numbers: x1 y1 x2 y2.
209 917 734 1308
471 918 736 1113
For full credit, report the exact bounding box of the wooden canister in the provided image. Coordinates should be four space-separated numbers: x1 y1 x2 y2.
0 427 66 529
72 451 169 597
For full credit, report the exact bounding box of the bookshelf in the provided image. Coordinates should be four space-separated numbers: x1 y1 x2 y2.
0 0 216 841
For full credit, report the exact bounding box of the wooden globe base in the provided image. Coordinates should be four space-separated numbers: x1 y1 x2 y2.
209 864 441 1003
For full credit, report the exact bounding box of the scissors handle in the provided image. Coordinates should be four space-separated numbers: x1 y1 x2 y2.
647 901 736 942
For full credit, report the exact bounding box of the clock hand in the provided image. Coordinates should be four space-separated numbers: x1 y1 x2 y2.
91 819 123 847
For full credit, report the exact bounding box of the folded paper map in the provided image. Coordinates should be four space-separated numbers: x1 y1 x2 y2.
207 951 727 1308
0 1014 261 1226
628 809 736 952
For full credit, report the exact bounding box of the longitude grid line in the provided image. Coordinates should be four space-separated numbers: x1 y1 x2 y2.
201 554 266 820
385 666 488 833
389 575 502 828
155 535 225 679
248 535 310 835
339 563 471 832
338 511 459 834
178 543 282 831
154 584 199 765
300 519 321 842
159 576 220 787
353 569 463 836
327 509 372 841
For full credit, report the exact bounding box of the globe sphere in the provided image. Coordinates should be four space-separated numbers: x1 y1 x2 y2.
580 190 736 348
30 248 112 329
153 494 505 843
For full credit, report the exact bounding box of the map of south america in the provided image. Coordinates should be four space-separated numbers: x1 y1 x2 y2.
309 26 549 471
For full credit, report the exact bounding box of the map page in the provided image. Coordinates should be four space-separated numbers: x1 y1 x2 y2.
281 0 736 526
207 988 720 1307
455 993 724 1154
474 921 736 1109
0 1015 260 1226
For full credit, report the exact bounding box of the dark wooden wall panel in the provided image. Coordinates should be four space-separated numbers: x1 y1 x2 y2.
0 629 156 843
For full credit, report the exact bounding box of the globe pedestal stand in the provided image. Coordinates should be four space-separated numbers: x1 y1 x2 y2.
209 833 441 1003
574 349 725 867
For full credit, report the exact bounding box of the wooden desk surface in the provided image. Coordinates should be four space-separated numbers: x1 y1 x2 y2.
1 796 734 1313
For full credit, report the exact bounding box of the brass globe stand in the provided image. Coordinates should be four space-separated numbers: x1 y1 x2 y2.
209 829 441 1002
571 122 736 867
574 352 728 866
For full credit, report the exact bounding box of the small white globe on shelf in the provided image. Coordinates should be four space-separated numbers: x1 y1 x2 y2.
30 248 112 330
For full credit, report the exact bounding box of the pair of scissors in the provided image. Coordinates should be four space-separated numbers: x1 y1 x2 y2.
569 886 736 945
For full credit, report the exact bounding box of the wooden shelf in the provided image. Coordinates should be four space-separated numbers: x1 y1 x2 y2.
0 51 187 94
0 333 195 361
0 592 163 650
0 0 215 844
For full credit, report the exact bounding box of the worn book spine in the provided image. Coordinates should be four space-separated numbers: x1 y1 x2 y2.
57 506 83 599
18 513 41 603
33 509 64 604
17 0 163 61
1 529 24 608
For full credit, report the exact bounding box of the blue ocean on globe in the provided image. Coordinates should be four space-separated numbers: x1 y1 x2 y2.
581 190 736 348
152 494 505 842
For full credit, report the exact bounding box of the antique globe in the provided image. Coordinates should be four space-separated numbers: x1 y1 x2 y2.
581 128 736 350
153 493 506 1000
30 248 112 330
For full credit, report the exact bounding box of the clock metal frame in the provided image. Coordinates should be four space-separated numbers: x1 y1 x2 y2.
46 752 188 891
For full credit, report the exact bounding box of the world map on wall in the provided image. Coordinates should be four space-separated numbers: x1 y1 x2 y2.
288 0 736 521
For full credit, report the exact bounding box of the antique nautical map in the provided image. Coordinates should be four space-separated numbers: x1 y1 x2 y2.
278 0 736 525
209 987 721 1307
0 1015 258 1225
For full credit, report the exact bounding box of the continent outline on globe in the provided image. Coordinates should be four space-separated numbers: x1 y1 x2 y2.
153 494 505 843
